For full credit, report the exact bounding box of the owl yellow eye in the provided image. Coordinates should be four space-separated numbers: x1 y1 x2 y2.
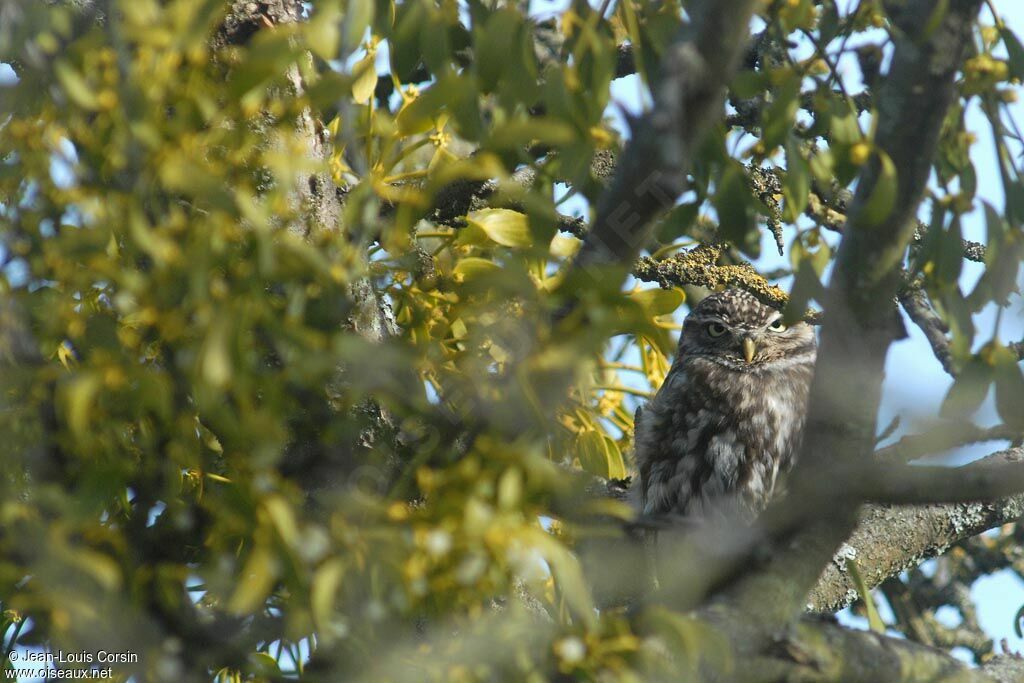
706 322 727 337
769 319 787 332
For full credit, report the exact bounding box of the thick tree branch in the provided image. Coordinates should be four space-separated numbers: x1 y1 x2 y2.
809 448 1024 613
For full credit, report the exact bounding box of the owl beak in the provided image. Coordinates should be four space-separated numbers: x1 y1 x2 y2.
742 337 756 363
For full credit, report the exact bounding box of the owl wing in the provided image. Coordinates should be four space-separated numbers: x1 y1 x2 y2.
633 363 699 516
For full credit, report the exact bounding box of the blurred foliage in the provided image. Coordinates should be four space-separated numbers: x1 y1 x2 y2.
0 0 1022 680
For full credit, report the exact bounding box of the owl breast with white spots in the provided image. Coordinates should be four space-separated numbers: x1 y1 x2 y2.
634 289 817 520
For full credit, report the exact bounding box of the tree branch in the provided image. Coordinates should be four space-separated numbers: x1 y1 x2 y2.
632 243 789 307
632 242 823 322
862 448 1024 504
571 0 758 272
898 284 956 374
809 448 1024 613
708 0 984 640
736 616 994 682
982 656 1024 682
876 422 1022 464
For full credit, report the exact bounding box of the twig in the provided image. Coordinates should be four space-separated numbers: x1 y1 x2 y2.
898 285 955 375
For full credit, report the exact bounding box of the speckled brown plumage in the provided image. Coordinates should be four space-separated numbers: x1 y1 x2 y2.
634 289 816 520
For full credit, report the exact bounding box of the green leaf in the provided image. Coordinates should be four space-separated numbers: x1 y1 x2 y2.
344 0 376 48
791 237 832 277
306 3 342 59
390 1 425 79
640 607 733 675
467 208 532 247
64 373 102 441
200 316 233 390
936 288 976 361
828 98 862 146
972 200 1024 307
476 8 520 93
351 49 379 104
859 148 898 227
250 652 282 675
627 288 684 317
395 83 448 135
445 74 482 141
783 136 810 222
993 347 1024 430
846 559 886 634
521 528 596 628
602 436 627 480
808 149 835 188
713 163 758 256
940 358 993 419
228 29 298 99
912 201 947 277
1001 27 1024 80
655 202 700 244
577 429 611 478
783 259 824 325
761 70 801 151
921 0 950 39
453 257 501 281
264 496 300 548
54 60 98 110
487 119 577 150
550 234 582 259
731 70 767 99
228 545 279 614
933 216 964 285
311 558 345 636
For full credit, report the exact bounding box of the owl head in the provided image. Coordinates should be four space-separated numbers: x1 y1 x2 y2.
678 289 816 369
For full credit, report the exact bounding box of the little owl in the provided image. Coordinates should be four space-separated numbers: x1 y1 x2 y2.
634 289 816 520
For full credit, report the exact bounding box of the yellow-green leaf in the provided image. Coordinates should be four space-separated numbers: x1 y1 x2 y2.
65 373 102 440
846 558 886 634
859 148 898 227
228 545 278 614
306 4 341 59
467 208 532 248
550 234 582 258
264 496 300 548
311 558 345 635
54 60 98 110
200 317 232 389
454 257 500 281
352 50 378 104
602 435 627 479
521 529 596 628
67 549 122 591
627 288 684 317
